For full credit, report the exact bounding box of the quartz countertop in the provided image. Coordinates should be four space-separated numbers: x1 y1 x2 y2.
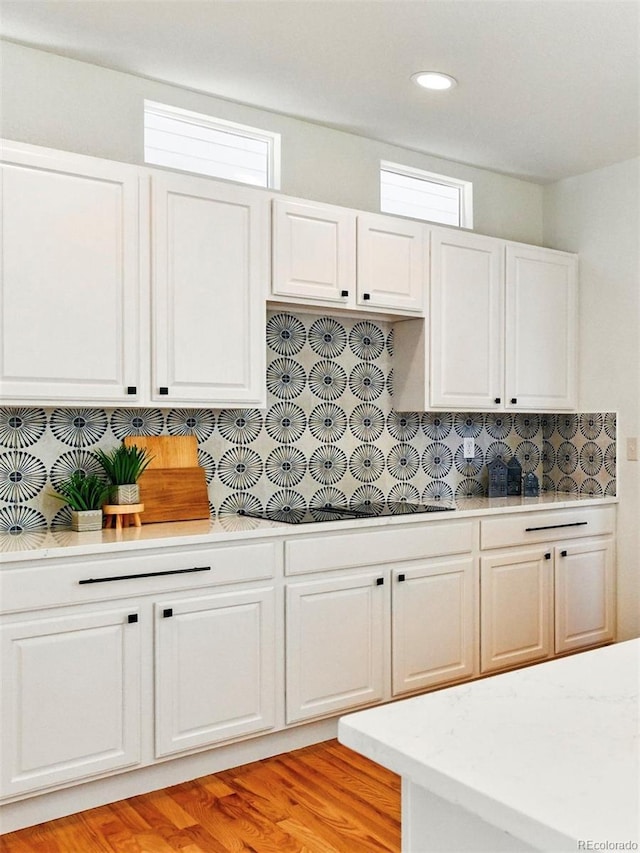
0 493 617 562
339 639 639 851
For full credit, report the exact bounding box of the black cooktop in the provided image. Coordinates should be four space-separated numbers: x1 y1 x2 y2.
241 501 455 525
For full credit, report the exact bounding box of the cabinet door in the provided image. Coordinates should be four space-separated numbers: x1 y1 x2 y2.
356 213 426 313
271 198 355 305
505 245 577 410
286 572 386 723
430 229 504 409
392 559 475 696
480 548 553 673
155 587 276 757
0 142 140 403
555 539 615 654
1 607 141 797
152 172 268 405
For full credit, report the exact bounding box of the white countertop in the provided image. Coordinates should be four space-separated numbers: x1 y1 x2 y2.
0 494 617 562
339 640 640 851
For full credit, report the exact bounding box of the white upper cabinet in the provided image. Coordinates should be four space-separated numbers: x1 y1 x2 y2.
271 198 426 316
0 140 269 407
505 244 577 410
0 141 141 404
430 229 504 409
357 213 425 313
393 230 578 412
271 198 355 305
151 172 268 406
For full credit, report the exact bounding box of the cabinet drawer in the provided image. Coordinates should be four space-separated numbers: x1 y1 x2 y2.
480 506 615 550
285 521 473 575
0 541 279 613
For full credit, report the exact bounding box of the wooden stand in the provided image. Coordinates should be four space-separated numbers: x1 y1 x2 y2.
102 504 144 530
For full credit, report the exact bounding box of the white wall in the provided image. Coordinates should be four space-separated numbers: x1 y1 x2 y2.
0 41 543 245
544 158 640 640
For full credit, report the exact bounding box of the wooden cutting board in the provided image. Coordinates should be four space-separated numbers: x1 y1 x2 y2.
124 435 198 469
136 467 210 524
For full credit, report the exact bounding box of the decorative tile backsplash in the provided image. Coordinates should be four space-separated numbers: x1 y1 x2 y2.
0 310 616 532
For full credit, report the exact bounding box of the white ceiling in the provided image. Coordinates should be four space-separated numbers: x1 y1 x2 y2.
1 0 639 183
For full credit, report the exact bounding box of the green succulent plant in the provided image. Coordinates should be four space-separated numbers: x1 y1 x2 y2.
94 443 154 486
50 471 110 512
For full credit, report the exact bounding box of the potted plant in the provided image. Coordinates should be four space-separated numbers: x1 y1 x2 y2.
95 443 153 504
51 471 110 532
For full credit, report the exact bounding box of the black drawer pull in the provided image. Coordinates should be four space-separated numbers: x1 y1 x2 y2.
126 386 137 395
494 397 501 404
560 550 568 557
510 397 517 404
363 293 371 301
159 386 169 395
397 573 406 582
376 577 384 586
544 553 551 560
79 566 211 585
163 608 173 618
341 290 349 297
524 522 588 532
127 614 138 624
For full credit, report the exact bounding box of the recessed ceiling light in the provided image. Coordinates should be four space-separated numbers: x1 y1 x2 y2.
412 72 457 91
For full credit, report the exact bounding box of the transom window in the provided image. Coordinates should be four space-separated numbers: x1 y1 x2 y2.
380 161 473 228
144 100 281 189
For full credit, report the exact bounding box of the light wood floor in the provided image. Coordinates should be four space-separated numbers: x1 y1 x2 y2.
0 740 400 853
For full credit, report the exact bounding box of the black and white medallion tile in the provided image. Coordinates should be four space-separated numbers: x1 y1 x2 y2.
0 310 617 535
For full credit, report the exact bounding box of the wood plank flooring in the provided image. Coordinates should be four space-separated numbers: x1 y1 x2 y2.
0 740 400 853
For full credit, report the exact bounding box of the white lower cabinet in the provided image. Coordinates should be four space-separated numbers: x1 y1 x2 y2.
155 586 276 757
392 559 475 696
0 506 617 831
480 507 616 674
285 571 387 724
554 539 615 654
286 554 478 723
1 605 142 798
480 548 553 674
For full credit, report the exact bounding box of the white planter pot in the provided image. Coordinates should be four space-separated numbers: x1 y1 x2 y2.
70 509 103 532
111 484 140 505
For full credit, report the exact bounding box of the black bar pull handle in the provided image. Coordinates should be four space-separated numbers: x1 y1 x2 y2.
376 577 384 586
341 290 349 297
159 386 169 395
524 522 588 532
128 614 138 624
163 608 173 618
79 566 212 585
127 386 137 395
363 293 371 301
397 573 406 582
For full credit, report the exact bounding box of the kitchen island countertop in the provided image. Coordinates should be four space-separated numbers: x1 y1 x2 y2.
339 639 639 852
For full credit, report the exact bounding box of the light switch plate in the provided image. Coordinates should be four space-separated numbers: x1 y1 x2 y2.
463 437 475 459
627 437 638 462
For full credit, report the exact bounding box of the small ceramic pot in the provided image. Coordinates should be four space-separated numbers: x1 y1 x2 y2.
70 509 103 532
111 484 140 505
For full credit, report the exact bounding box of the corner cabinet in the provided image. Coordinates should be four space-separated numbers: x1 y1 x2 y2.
151 172 268 406
0 141 141 404
393 230 578 412
271 198 426 315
